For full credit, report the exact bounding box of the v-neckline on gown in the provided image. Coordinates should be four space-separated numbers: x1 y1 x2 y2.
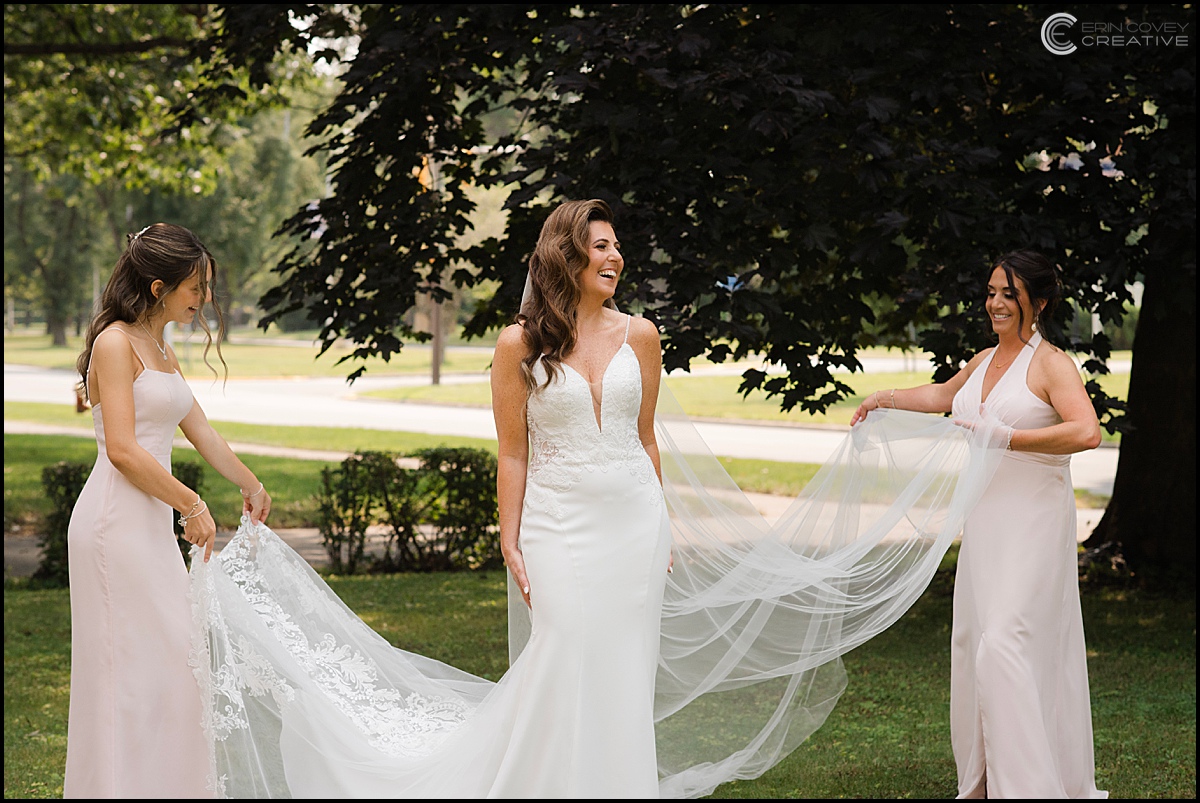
561 342 633 434
979 333 1041 405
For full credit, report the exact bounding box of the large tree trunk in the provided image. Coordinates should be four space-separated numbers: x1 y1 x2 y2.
1088 255 1196 592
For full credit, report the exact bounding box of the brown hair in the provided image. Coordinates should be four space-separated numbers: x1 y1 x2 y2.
517 199 617 392
76 222 226 399
991 249 1063 346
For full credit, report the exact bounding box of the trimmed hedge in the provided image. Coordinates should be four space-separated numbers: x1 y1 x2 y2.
34 459 204 586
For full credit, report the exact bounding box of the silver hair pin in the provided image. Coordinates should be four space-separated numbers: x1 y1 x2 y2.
131 225 152 241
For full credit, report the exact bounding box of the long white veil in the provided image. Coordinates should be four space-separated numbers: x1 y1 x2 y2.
188 276 1009 798
503 276 1010 797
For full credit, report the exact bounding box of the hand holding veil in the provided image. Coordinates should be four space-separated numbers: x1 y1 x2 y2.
506 273 1011 797
189 272 1009 798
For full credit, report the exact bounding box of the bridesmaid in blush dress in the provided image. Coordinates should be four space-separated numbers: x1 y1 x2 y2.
852 249 1107 799
64 223 272 798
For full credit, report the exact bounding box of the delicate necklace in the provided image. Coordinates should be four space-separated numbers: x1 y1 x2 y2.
991 348 1019 369
136 319 169 361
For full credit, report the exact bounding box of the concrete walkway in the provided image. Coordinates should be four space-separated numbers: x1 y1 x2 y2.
3 359 1114 578
3 363 1120 495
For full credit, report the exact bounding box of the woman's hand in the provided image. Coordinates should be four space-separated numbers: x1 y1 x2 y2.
183 505 217 563
242 483 272 524
504 543 531 609
850 391 883 427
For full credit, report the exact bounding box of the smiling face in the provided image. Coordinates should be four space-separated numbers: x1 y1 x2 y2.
155 260 213 326
986 265 1039 340
578 220 623 303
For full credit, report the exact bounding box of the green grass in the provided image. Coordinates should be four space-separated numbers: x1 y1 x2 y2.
3 566 1193 799
2 330 494 379
6 330 1129 441
3 434 325 531
362 369 1129 442
1 429 822 533
1 400 1111 538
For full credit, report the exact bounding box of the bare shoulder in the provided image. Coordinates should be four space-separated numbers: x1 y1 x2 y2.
1032 340 1082 381
627 315 661 346
492 323 529 367
91 325 135 360
494 323 527 352
955 347 992 381
1033 339 1075 368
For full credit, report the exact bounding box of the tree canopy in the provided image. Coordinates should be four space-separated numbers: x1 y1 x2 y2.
9 4 1193 589
204 4 1194 590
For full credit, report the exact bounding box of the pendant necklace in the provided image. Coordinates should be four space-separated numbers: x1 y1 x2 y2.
137 319 169 361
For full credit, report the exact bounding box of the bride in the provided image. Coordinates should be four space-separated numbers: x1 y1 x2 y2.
190 199 1013 798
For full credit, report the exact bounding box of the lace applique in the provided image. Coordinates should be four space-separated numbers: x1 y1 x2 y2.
190 520 474 781
523 346 663 520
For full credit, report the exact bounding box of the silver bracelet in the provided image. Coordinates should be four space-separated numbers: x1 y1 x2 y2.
240 481 264 498
179 499 207 529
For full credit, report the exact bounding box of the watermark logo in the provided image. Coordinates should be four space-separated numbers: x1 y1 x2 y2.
1041 12 1078 55
1040 13 1191 55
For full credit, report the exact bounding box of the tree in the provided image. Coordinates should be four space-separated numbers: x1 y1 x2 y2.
205 4 1196 591
3 3 301 340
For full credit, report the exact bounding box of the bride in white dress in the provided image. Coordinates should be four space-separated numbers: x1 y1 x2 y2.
189 200 1021 798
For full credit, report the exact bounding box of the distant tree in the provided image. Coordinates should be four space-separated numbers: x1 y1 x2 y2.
205 4 1194 591
3 3 303 339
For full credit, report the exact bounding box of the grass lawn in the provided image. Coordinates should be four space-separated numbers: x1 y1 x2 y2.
2 330 495 379
2 418 825 534
3 434 327 531
3 565 1193 798
360 368 1129 443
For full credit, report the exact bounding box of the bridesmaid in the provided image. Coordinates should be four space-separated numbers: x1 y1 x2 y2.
851 250 1106 798
64 223 271 798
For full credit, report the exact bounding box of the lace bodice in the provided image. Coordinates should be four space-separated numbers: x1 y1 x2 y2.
523 321 659 518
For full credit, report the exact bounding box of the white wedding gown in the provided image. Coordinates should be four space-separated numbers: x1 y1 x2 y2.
190 324 1013 798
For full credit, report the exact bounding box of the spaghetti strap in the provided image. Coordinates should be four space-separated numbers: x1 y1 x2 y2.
93 326 149 372
623 313 632 343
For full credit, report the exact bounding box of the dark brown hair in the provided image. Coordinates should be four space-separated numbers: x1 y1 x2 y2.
76 222 226 398
517 199 617 392
991 249 1063 345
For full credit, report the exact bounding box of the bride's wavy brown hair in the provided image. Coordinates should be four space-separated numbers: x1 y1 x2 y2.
518 199 618 393
76 222 226 400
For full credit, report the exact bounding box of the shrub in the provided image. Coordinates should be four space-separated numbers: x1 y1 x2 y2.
33 462 92 587
315 448 500 574
34 459 206 585
412 447 502 571
317 455 376 575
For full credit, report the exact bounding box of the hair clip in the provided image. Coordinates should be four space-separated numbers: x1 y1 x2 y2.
131 225 152 242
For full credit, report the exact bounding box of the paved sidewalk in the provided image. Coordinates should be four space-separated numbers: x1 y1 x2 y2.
2 359 1115 579
3 364 1119 496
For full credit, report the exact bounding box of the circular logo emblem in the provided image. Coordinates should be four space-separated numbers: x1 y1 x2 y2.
1041 12 1078 55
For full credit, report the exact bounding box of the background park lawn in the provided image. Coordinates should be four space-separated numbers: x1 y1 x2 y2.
4 562 1194 799
1 331 1169 799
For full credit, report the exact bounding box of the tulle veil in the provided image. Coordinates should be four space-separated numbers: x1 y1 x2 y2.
188 277 1010 798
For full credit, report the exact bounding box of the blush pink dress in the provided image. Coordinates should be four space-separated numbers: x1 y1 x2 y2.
64 328 212 798
949 332 1106 799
